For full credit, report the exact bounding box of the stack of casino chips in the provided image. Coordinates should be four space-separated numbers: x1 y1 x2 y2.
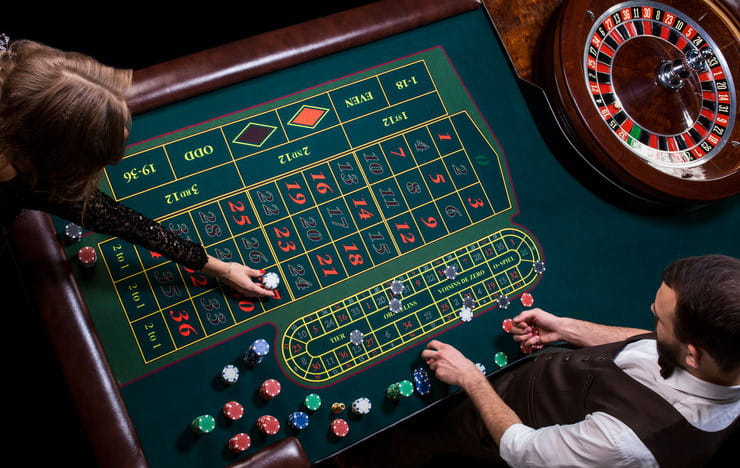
304 393 322 412
221 364 239 385
222 401 244 421
256 415 280 435
77 245 97 268
244 339 270 368
259 379 281 400
63 222 83 244
287 411 310 431
330 418 349 438
412 368 431 396
350 397 372 415
228 433 251 453
386 379 414 400
190 414 216 435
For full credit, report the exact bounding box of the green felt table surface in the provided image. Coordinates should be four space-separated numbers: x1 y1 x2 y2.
56 6 739 467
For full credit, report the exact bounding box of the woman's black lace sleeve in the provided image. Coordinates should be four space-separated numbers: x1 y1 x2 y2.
51 189 208 271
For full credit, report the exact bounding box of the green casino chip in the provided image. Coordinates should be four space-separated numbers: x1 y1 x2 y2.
387 379 414 400
304 393 322 411
494 351 508 367
190 414 215 434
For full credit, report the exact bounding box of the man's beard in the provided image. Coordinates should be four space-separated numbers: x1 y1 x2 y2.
656 339 683 379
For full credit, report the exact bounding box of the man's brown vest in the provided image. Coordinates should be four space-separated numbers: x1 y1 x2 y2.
492 334 739 467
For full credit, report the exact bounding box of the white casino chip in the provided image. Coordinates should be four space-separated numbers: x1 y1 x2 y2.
351 397 372 415
221 364 240 384
262 272 280 289
460 306 473 322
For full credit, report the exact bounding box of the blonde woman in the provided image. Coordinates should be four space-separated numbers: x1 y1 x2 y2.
0 38 273 297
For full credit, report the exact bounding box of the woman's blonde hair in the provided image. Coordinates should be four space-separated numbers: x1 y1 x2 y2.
0 40 132 202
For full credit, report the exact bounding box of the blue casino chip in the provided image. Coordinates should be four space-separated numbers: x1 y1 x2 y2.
412 367 431 396
244 338 270 367
287 411 310 430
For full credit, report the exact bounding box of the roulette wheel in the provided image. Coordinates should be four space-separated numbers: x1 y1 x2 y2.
543 0 739 205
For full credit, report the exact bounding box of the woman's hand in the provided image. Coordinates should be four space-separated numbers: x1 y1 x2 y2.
204 256 275 297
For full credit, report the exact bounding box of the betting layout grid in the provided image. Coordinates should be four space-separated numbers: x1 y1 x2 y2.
282 227 542 383
78 49 530 377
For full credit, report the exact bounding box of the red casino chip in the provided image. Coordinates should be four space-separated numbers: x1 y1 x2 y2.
501 318 513 333
520 293 534 307
259 379 281 400
257 415 280 435
222 401 244 420
331 418 349 438
77 246 97 268
228 433 251 453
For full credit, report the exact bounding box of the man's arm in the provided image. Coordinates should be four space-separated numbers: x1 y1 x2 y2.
420 339 658 468
421 340 520 444
511 308 651 348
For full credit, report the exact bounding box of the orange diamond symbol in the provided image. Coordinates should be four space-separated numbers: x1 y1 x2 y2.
288 105 329 129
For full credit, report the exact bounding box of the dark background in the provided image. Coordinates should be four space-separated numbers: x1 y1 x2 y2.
2 3 374 465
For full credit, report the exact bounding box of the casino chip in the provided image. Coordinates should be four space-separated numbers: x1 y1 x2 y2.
221 364 239 385
497 295 511 309
389 298 402 314
330 418 350 438
244 338 270 368
351 397 372 415
387 379 414 400
288 411 310 431
459 306 473 322
228 433 251 453
349 329 364 346
390 279 405 295
412 368 431 396
475 362 486 374
259 379 281 400
533 260 546 275
501 318 514 333
304 393 322 412
63 222 82 244
190 414 215 435
462 294 476 309
223 401 244 421
520 292 534 307
443 265 458 280
77 246 97 268
494 351 509 367
257 415 280 435
261 271 280 290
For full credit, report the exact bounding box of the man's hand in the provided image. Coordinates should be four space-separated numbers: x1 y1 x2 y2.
510 308 651 348
421 339 484 391
510 308 565 348
422 339 522 444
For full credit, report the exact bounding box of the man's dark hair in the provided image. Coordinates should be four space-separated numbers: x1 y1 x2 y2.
663 255 740 371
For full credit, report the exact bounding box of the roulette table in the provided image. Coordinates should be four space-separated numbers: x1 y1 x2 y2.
9 0 738 466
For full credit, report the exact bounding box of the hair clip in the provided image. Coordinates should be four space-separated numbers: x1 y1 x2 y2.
0 33 9 52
